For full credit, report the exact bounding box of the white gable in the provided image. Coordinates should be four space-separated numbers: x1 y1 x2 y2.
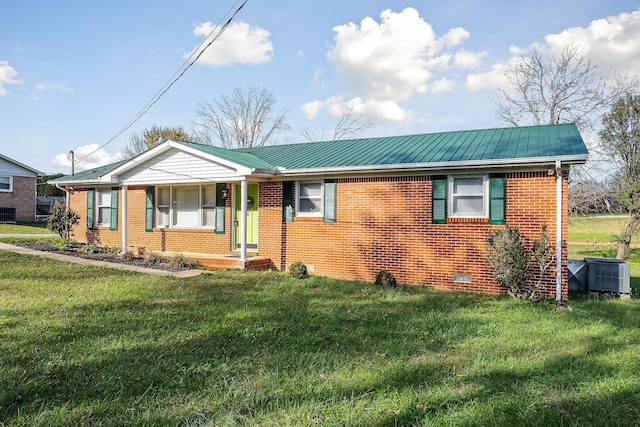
118 147 245 185
0 156 39 177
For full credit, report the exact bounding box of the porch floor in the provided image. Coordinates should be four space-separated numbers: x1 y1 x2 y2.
154 251 274 271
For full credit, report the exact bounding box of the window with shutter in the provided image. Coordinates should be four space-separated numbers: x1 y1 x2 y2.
110 187 118 231
86 188 95 229
432 177 447 224
324 179 336 223
145 186 154 232
489 174 506 224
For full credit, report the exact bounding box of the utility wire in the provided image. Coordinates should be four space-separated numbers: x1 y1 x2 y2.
75 0 248 167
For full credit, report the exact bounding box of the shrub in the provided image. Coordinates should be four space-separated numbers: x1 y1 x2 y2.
375 270 397 288
47 203 79 239
486 225 531 300
52 238 79 251
78 243 101 254
289 261 308 279
169 253 199 270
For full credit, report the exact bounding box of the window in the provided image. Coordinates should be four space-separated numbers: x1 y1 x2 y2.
156 184 225 231
297 182 323 216
157 187 170 227
172 187 199 227
96 189 112 226
0 176 12 192
202 185 217 227
432 174 506 224
449 175 488 217
295 180 337 222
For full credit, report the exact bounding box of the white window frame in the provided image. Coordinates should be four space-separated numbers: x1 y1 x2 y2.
0 176 13 192
156 185 218 229
96 188 112 227
296 181 324 217
448 175 489 218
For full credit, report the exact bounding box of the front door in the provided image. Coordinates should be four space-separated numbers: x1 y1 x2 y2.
234 184 259 250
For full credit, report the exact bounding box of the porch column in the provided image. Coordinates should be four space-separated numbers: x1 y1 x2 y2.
121 185 128 254
240 179 248 262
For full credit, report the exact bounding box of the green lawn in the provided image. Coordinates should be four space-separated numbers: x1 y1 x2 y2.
568 215 634 245
2 251 640 426
0 222 53 234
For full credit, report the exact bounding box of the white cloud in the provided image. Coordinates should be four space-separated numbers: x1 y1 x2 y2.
303 96 412 124
0 60 23 96
187 21 273 67
454 49 487 70
466 7 640 92
307 7 481 124
544 7 640 75
52 144 121 172
301 100 323 119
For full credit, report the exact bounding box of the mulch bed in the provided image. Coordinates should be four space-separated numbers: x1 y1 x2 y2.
7 240 195 272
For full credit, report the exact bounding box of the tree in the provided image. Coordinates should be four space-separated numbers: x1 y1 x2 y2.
47 203 79 240
300 105 374 142
599 93 640 260
496 45 621 132
38 174 65 197
121 125 193 159
195 87 290 149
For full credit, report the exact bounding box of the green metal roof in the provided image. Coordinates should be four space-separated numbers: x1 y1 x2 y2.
49 123 588 184
49 160 126 183
174 140 275 170
235 123 588 170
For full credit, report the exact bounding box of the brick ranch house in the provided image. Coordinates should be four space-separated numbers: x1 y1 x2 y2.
0 153 42 223
51 123 588 298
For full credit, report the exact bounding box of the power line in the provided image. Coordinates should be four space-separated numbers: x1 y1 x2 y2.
75 0 248 167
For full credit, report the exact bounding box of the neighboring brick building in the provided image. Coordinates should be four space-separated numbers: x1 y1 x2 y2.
51 123 589 298
0 154 42 223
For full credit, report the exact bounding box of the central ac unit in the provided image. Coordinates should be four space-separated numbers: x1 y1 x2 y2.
584 257 631 294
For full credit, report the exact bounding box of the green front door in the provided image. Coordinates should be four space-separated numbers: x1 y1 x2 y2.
234 184 259 250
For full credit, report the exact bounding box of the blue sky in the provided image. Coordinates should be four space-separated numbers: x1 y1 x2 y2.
1 0 639 173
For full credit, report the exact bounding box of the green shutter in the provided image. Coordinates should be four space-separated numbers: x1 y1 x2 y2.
489 174 506 225
282 181 294 222
324 179 337 223
432 177 447 224
110 187 119 231
145 186 154 232
86 188 95 229
215 183 226 234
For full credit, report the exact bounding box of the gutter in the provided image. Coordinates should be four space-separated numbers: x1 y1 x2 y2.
273 155 589 177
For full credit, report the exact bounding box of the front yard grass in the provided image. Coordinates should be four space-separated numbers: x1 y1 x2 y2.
0 222 53 234
2 251 640 426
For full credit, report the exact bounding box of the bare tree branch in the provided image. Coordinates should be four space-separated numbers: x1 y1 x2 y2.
194 87 290 149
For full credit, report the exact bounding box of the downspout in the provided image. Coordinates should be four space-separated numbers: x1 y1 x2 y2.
555 160 563 301
55 184 70 209
240 180 248 262
121 185 128 254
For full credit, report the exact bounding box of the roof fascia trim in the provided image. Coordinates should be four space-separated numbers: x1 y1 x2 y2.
102 140 260 181
274 154 589 177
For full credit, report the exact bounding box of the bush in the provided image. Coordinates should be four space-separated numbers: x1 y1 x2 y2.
486 226 531 300
289 261 308 279
375 270 397 288
47 203 79 239
169 253 199 270
52 238 79 251
78 243 101 254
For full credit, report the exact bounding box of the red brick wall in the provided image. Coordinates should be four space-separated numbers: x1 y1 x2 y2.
68 186 233 253
258 171 568 298
66 171 569 298
0 176 36 222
